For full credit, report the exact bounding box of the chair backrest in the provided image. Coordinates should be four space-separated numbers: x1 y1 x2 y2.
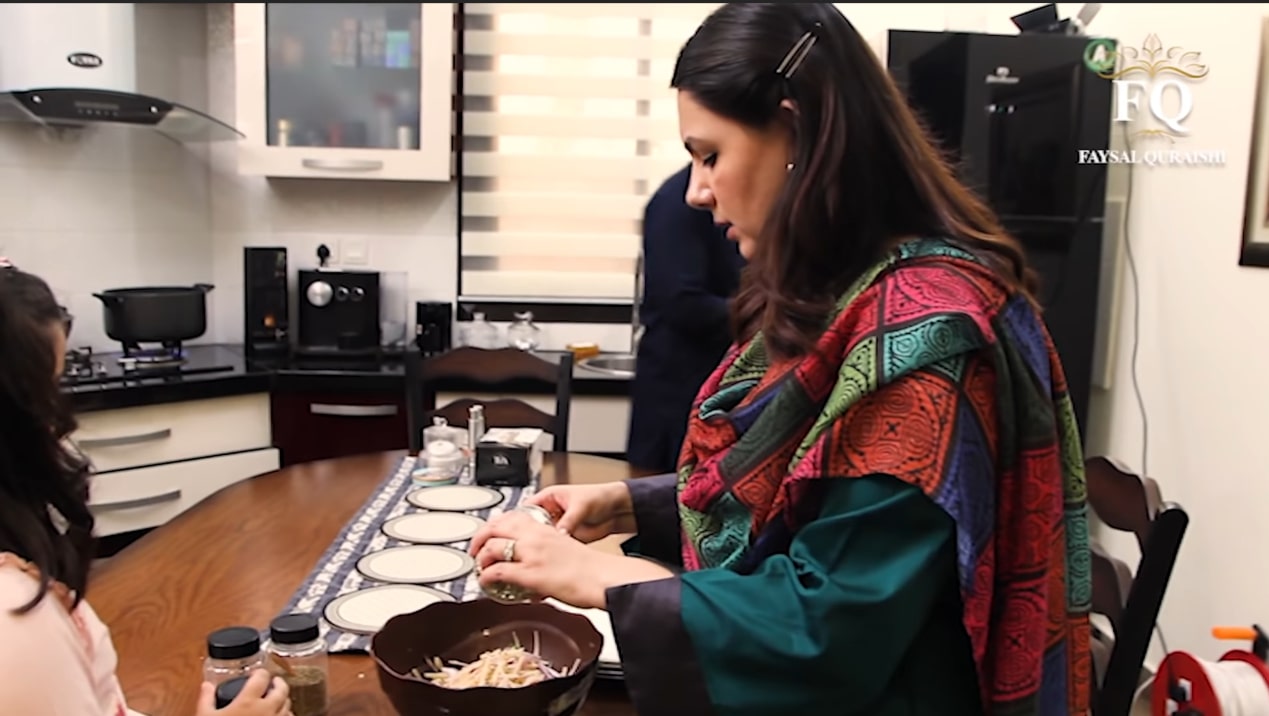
404 347 574 452
1085 455 1189 716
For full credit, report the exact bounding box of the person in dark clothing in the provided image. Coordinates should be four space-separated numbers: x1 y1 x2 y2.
626 164 745 474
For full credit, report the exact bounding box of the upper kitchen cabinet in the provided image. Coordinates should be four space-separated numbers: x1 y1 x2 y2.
233 3 455 182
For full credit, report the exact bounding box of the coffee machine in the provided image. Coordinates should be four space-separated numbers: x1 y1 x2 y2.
296 245 381 356
414 301 453 356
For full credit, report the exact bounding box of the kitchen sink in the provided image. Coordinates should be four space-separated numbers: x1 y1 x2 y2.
577 353 637 379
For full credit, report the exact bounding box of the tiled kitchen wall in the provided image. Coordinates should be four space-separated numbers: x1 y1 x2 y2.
0 4 214 353
0 4 632 354
0 4 460 353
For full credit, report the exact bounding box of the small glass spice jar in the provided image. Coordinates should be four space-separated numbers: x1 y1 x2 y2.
203 625 265 688
266 614 329 716
480 504 557 604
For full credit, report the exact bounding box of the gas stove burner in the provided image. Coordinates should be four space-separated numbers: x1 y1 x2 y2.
119 341 186 370
63 347 106 381
60 344 235 389
120 352 185 366
119 355 187 373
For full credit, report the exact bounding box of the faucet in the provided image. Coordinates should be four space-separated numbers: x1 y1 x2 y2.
631 250 645 354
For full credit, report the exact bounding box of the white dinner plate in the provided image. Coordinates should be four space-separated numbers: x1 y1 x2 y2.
545 598 621 666
323 584 455 635
356 545 475 584
382 512 486 544
406 485 504 512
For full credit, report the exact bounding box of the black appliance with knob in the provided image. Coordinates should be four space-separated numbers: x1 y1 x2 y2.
297 245 381 356
414 301 453 357
243 247 290 358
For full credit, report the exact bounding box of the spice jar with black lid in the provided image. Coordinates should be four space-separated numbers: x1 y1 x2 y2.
265 613 329 716
203 625 265 687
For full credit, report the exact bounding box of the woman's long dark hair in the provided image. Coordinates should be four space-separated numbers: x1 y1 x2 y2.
0 267 94 612
671 3 1038 359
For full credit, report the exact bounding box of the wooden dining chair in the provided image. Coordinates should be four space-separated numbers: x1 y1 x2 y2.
1084 455 1189 716
404 346 574 452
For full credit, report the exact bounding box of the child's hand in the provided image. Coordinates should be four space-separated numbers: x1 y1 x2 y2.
193 669 291 716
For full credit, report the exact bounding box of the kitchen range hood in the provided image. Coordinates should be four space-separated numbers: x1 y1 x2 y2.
0 3 243 143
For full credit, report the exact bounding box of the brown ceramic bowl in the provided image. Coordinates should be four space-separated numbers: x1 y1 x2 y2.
370 599 604 716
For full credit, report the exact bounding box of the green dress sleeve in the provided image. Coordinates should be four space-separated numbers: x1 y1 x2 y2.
604 474 982 716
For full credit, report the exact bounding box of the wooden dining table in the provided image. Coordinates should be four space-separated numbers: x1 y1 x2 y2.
89 450 640 716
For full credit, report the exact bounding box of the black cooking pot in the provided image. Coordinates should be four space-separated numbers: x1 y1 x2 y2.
93 284 214 344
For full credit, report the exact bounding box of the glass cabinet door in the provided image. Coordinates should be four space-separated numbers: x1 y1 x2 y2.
234 3 454 182
265 3 422 150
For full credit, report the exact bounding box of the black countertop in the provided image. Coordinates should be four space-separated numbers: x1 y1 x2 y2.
64 344 632 413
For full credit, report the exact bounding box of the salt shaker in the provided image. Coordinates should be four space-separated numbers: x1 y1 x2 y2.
467 404 486 472
481 504 556 604
203 625 265 688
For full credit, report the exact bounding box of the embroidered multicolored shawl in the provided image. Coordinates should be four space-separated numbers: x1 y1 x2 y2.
676 238 1092 715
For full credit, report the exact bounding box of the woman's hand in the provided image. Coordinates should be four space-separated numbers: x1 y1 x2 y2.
470 510 673 609
193 669 291 716
524 482 635 543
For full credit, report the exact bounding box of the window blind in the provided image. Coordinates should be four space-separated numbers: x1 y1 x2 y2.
459 3 721 302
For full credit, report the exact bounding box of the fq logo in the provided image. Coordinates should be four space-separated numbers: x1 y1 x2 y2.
1084 34 1210 141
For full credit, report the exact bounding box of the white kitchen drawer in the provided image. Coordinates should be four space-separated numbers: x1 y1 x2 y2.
435 392 631 454
89 447 280 537
73 394 272 474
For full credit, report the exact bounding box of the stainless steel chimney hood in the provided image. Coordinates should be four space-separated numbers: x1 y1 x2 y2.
0 3 243 143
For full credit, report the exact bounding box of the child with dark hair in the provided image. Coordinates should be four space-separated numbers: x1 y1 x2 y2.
0 262 292 715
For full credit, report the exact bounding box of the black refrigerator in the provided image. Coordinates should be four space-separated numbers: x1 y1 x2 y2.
887 29 1115 443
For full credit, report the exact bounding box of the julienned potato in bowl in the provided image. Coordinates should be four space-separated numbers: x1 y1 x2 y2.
370 599 604 716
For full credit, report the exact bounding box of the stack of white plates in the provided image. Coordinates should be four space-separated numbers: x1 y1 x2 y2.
545 598 623 680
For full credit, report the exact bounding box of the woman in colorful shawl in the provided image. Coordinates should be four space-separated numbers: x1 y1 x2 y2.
469 4 1092 715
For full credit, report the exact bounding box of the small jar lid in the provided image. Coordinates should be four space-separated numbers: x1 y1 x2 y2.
215 674 272 709
215 676 249 709
269 613 321 645
207 626 262 660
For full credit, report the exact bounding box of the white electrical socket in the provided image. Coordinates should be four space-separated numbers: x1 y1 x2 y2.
342 238 369 266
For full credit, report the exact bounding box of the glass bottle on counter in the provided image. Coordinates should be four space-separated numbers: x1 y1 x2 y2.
507 310 542 351
422 415 465 451
463 311 500 349
266 614 329 716
203 626 265 687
